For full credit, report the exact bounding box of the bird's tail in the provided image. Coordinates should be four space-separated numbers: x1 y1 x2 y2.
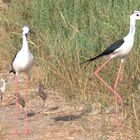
80 53 104 65
9 69 16 74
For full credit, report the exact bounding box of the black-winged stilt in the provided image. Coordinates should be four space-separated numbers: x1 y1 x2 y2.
0 79 7 101
10 26 34 135
81 11 140 125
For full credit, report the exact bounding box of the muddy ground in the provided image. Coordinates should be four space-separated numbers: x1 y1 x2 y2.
0 61 134 140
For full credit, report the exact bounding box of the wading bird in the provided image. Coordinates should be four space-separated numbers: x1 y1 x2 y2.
10 26 34 135
81 11 140 125
0 79 7 101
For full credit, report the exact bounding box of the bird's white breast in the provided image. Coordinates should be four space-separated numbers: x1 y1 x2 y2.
13 50 34 73
114 35 134 58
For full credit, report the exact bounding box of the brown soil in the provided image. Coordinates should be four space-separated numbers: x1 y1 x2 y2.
0 61 134 140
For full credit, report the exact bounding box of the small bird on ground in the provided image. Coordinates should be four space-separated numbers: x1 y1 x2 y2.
9 26 34 135
15 92 25 108
0 79 7 101
35 83 48 106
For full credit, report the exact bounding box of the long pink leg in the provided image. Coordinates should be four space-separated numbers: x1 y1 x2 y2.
94 58 123 104
23 107 30 135
119 62 125 82
113 60 124 125
25 73 29 101
23 73 30 135
114 61 124 102
13 75 19 135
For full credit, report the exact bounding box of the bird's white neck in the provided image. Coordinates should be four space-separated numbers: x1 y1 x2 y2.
21 34 29 51
128 17 136 36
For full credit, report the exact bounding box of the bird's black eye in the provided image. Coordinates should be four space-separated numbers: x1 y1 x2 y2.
137 14 139 16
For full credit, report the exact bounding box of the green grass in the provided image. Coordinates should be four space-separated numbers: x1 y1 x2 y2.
1 0 140 138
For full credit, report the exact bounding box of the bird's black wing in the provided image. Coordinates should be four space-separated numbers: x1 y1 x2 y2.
80 39 124 64
9 53 17 74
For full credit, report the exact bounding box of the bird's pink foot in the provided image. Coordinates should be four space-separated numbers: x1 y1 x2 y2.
24 127 30 135
94 71 98 76
116 95 123 105
114 117 122 128
114 120 120 127
12 128 19 136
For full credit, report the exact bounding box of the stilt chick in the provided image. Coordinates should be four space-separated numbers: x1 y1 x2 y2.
36 83 48 106
15 92 25 108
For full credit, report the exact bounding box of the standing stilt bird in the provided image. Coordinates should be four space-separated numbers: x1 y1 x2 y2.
81 11 140 125
0 79 7 101
10 26 34 135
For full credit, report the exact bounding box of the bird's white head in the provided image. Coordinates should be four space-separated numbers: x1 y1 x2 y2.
0 79 7 84
22 26 30 36
130 11 140 20
0 79 7 93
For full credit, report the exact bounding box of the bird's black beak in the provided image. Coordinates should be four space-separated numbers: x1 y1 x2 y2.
25 33 28 38
5 80 8 83
29 29 33 34
5 80 9 84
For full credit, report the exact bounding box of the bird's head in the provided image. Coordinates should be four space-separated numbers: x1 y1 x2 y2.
130 11 140 20
0 79 8 85
22 26 30 37
0 79 7 93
